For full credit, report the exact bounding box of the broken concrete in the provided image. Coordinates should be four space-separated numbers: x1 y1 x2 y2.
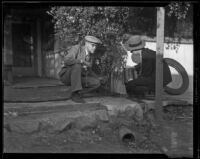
123 105 143 121
4 102 110 134
74 116 98 131
8 119 40 134
4 97 144 134
85 97 144 120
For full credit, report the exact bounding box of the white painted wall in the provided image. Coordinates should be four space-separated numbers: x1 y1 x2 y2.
145 42 193 76
145 41 193 95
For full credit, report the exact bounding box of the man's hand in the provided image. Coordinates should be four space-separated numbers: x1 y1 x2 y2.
98 76 108 84
80 59 91 68
82 65 88 71
83 60 92 67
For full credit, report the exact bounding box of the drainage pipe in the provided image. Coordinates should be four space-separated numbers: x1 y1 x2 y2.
119 126 135 143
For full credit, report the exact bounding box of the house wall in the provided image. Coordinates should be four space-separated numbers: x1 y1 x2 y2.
3 9 45 79
43 37 62 79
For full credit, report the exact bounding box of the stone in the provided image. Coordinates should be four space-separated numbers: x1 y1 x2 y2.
74 116 97 131
118 117 135 128
124 104 143 121
51 119 74 132
38 118 54 132
97 123 112 136
9 119 39 133
36 115 74 133
145 110 156 126
95 109 109 122
134 131 146 145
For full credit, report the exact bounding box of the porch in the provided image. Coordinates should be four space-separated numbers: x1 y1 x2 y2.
4 77 192 104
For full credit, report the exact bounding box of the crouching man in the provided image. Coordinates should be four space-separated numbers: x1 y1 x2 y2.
122 35 172 97
58 35 105 103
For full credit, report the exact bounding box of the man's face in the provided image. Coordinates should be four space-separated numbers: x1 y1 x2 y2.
86 41 97 54
131 49 142 64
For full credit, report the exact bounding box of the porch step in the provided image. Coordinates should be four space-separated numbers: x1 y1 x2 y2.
11 77 64 89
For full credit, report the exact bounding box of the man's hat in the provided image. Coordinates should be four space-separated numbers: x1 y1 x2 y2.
85 35 102 44
123 35 145 51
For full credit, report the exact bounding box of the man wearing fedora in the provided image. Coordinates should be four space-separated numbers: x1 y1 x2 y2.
58 35 105 103
122 35 172 97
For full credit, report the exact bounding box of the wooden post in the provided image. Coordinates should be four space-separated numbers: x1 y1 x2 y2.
36 18 42 77
4 15 13 83
155 7 165 123
54 36 61 79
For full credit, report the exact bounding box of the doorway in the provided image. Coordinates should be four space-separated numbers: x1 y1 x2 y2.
12 22 35 77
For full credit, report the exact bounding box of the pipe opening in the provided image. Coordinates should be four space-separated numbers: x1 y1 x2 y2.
122 133 135 143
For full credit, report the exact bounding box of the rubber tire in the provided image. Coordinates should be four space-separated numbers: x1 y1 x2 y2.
164 58 189 95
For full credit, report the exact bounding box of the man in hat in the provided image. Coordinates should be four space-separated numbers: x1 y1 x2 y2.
58 35 105 103
122 35 172 97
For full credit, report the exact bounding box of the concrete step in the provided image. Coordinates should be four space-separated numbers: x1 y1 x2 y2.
4 102 109 134
4 97 144 134
11 77 64 89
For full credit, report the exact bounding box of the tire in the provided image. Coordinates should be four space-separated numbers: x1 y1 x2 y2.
164 58 189 95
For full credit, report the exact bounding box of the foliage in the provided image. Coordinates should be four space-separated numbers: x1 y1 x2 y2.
164 2 192 52
166 2 191 20
47 7 129 44
47 4 192 49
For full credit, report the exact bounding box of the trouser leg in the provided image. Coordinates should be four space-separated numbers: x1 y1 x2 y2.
125 77 154 95
59 64 101 94
59 64 83 93
81 76 101 93
70 64 83 93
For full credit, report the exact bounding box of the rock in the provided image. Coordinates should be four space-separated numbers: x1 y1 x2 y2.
4 127 9 134
118 118 135 127
145 110 156 126
51 119 73 133
134 131 146 145
9 119 39 133
97 123 112 136
74 116 97 131
38 116 74 133
38 118 54 132
4 123 11 132
95 109 109 122
124 104 143 121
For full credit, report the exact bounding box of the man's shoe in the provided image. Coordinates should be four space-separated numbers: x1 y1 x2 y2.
71 92 86 103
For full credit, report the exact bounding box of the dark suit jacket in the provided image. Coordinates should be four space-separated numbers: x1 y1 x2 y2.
134 48 172 86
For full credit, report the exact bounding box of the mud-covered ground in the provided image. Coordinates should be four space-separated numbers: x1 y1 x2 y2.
3 104 193 156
